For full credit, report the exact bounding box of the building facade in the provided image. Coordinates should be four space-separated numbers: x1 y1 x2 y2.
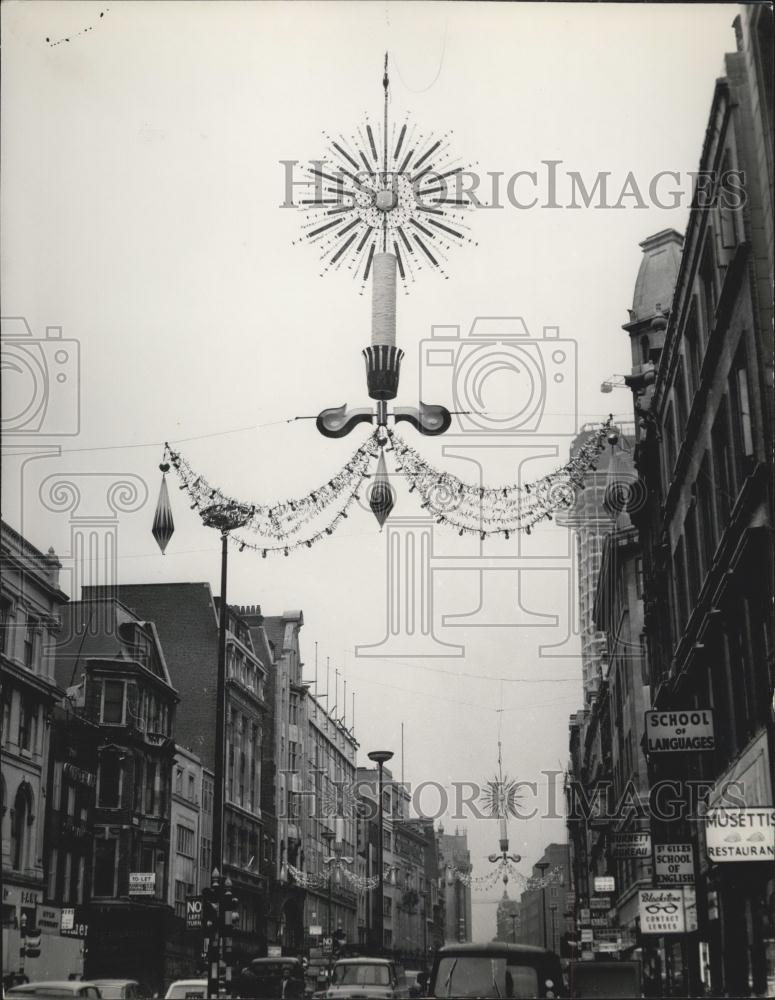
1 520 67 984
113 584 271 964
436 828 472 944
515 844 570 955
629 11 774 995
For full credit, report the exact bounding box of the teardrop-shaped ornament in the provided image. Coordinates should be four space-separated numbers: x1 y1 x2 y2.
369 449 395 528
152 471 175 554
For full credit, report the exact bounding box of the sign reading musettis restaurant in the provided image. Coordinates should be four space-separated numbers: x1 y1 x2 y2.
645 710 715 752
705 808 775 862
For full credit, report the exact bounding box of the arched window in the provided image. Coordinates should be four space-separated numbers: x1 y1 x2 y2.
11 781 34 871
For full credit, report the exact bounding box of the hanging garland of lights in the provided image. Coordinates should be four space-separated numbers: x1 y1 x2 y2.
155 417 615 556
388 418 613 538
447 862 564 892
287 862 380 892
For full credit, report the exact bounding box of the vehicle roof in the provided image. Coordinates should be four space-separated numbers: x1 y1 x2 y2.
8 984 101 990
334 957 394 965
167 981 206 986
436 942 552 956
91 981 139 986
249 957 301 964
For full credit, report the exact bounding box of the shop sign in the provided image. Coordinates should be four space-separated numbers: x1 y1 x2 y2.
581 950 594 962
63 763 96 788
593 876 615 893
61 908 88 938
597 941 619 953
645 710 714 752
38 907 60 934
611 832 651 858
578 908 590 924
309 925 322 936
705 808 775 862
580 928 593 943
639 889 685 935
590 897 610 911
3 886 42 907
654 843 695 885
683 887 698 933
129 872 156 895
268 945 282 958
590 916 610 928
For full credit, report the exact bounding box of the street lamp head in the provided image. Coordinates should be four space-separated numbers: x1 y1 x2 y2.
367 750 394 766
200 501 253 534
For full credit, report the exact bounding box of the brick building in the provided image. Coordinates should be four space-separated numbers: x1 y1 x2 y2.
1 520 68 984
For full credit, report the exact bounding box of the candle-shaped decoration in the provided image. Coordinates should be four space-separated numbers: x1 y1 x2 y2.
372 252 397 347
499 816 509 854
152 464 175 554
363 252 403 401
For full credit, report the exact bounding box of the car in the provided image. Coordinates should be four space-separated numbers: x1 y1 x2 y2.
5 983 103 999
163 980 207 999
234 957 307 999
89 981 145 999
315 956 410 999
428 942 565 998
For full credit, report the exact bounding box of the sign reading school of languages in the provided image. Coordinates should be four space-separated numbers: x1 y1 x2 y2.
645 710 715 753
705 808 775 862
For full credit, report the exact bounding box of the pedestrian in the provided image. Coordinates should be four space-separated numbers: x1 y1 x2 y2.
280 966 291 998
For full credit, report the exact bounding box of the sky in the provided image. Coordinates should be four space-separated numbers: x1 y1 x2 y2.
2 0 740 939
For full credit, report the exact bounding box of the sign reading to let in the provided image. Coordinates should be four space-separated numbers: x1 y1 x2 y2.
611 832 651 859
705 808 775 862
645 710 714 753
639 889 685 935
129 872 156 896
654 843 695 885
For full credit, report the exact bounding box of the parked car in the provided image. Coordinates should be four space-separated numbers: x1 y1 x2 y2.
234 957 307 998
315 956 410 999
163 981 207 999
5 983 103 999
428 942 565 998
89 981 145 999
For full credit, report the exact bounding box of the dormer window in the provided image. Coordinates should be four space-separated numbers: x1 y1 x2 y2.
101 680 126 725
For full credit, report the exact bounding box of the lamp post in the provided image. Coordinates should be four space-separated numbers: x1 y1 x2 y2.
368 749 394 954
19 912 27 980
534 862 551 949
190 501 251 1000
322 828 335 941
549 904 558 954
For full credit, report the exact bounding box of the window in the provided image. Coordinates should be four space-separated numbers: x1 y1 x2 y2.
174 879 186 919
731 353 754 474
145 761 157 814
188 773 195 802
699 243 718 345
684 301 702 398
175 768 183 795
98 752 122 809
101 680 125 724
23 618 38 669
11 782 33 871
176 824 195 858
711 397 735 527
635 557 645 600
1 600 12 654
18 696 36 752
200 836 212 875
93 838 117 897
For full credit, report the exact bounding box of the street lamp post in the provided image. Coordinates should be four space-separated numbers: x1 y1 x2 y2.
19 912 27 980
368 749 394 954
534 862 551 950
197 502 251 999
549 904 558 953
322 829 335 941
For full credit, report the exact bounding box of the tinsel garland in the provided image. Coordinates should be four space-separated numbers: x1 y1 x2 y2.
287 862 379 891
448 862 564 891
388 416 613 538
164 434 380 541
161 416 614 555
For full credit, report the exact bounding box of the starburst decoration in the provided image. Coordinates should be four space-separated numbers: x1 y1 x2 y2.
482 775 524 820
295 59 477 292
